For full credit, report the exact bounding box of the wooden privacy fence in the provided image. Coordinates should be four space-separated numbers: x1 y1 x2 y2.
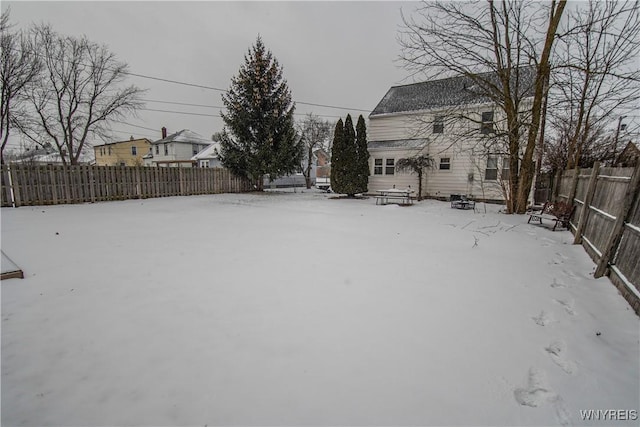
1 164 254 207
556 163 640 314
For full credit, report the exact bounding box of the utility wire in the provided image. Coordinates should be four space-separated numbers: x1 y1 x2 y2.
141 98 347 119
5 44 373 113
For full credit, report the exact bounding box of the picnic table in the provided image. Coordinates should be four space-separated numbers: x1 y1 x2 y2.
375 188 414 205
450 194 476 210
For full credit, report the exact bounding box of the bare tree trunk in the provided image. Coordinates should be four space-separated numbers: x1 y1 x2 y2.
515 0 567 213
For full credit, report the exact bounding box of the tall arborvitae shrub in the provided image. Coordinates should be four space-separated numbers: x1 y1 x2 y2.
331 114 369 197
330 118 345 193
341 114 359 196
218 37 302 190
355 115 370 193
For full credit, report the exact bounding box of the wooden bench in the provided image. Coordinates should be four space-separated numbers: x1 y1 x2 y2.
527 201 576 231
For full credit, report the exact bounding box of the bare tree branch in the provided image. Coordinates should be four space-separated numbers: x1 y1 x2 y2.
16 25 145 165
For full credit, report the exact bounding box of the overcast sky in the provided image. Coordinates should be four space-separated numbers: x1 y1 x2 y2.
4 1 420 147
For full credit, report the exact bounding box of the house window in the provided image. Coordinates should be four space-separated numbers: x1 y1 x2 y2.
501 156 510 180
201 160 209 168
155 145 159 155
131 146 137 156
433 116 444 134
164 144 168 155
374 158 383 175
481 111 494 135
108 146 112 155
385 158 395 175
439 157 451 170
192 144 200 156
485 155 498 180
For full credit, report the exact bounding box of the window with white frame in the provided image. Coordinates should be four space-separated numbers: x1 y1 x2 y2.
374 158 383 175
433 116 444 134
485 155 498 180
501 156 510 180
439 157 451 170
385 158 395 175
155 145 159 155
131 146 137 156
481 111 494 135
164 144 168 155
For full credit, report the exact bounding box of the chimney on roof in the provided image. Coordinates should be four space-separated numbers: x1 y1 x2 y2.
130 136 134 141
162 127 167 139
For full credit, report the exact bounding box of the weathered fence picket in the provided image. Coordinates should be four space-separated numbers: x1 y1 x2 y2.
556 165 640 314
0 164 253 208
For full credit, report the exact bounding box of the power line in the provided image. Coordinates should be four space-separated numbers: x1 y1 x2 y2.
141 98 347 119
5 44 372 114
124 72 227 92
142 108 217 118
117 121 162 133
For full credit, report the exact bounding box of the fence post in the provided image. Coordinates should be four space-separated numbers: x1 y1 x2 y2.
566 166 580 205
594 163 640 278
10 165 21 207
573 162 600 244
134 167 141 198
89 165 96 203
178 167 185 195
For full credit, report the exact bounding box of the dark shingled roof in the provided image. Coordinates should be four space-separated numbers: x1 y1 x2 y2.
370 66 536 117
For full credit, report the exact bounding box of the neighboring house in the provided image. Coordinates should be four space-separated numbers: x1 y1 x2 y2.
614 141 640 167
12 145 94 165
368 68 535 202
146 128 210 167
192 142 222 168
94 137 152 166
264 150 316 188
315 148 330 179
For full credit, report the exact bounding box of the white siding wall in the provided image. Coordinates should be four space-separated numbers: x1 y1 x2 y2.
152 142 206 166
368 104 512 201
369 115 421 141
368 149 420 193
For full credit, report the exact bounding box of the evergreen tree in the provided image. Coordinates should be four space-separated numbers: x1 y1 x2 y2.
331 114 368 197
218 37 302 190
330 118 344 193
355 115 370 193
341 114 359 196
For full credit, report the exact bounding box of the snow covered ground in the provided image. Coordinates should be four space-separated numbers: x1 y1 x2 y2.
1 190 638 426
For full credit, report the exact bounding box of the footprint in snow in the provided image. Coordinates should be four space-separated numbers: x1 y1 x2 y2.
554 298 576 316
513 367 555 407
545 341 578 375
562 269 578 280
532 310 556 327
513 368 572 425
550 394 572 426
550 278 567 289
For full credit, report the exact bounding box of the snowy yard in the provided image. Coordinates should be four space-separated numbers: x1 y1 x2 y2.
1 190 638 426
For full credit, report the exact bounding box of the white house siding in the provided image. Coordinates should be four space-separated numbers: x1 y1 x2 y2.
368 115 420 141
368 147 421 194
368 105 511 201
152 142 206 167
423 142 504 201
197 158 222 168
